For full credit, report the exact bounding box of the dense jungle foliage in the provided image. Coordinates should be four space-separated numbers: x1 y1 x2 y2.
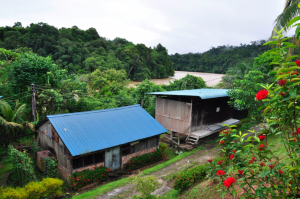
0 47 206 144
0 22 174 81
169 41 271 73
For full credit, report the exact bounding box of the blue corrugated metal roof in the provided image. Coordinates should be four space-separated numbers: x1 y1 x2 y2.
147 89 230 99
47 105 167 156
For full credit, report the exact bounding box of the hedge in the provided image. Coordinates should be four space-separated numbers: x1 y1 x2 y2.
127 148 165 172
69 166 110 189
173 164 208 190
0 178 63 199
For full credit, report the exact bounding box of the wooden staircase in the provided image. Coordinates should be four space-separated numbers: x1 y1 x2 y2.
185 134 200 145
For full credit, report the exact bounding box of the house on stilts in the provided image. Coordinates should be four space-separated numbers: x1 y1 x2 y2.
35 104 167 179
147 89 247 146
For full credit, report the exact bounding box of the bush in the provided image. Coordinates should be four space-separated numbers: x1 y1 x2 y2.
0 178 63 199
159 143 167 152
173 164 208 190
69 166 110 190
127 148 165 172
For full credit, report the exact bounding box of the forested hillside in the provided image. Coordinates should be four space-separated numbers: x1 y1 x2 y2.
0 22 174 80
169 41 270 73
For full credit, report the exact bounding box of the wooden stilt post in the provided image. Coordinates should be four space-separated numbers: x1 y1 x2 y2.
170 131 173 147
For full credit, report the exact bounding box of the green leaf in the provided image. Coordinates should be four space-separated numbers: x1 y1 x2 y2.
277 74 289 80
287 16 300 28
232 189 237 197
289 66 300 70
290 89 297 99
263 41 279 46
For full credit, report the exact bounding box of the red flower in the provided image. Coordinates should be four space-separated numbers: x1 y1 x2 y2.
217 160 224 165
207 159 212 163
223 177 236 188
216 170 226 176
269 164 275 169
258 144 265 151
292 71 299 75
232 149 236 153
260 162 266 167
279 91 288 97
233 140 238 143
297 127 300 134
278 169 284 174
238 170 244 175
256 90 268 101
249 160 253 164
230 154 235 160
291 138 297 142
278 79 287 87
295 60 300 66
251 157 256 161
219 141 225 144
258 135 266 141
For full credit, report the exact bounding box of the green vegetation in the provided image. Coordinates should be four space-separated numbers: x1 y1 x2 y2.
127 148 164 172
69 166 110 190
0 178 64 199
169 41 269 73
74 146 204 198
0 22 174 81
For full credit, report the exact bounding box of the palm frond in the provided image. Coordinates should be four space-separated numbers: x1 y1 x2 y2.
0 116 7 126
0 100 12 119
12 103 26 122
273 0 300 35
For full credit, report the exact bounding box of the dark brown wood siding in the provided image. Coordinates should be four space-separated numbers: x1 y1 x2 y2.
191 97 234 131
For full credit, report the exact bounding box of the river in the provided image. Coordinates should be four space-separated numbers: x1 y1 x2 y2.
129 71 225 87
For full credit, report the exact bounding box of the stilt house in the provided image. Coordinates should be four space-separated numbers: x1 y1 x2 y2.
147 89 246 145
35 105 167 179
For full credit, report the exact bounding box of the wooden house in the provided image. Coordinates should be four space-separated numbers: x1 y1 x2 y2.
35 105 167 179
147 89 247 145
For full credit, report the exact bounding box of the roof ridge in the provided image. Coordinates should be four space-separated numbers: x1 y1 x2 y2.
47 104 141 118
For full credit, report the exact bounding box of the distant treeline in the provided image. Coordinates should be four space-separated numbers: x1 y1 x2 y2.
0 22 174 80
169 41 270 74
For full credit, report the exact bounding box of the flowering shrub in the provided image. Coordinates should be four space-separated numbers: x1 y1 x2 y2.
69 166 110 189
127 148 164 172
206 16 300 197
173 164 208 190
0 178 63 199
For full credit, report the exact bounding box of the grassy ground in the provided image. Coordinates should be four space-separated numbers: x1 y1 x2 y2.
73 146 204 199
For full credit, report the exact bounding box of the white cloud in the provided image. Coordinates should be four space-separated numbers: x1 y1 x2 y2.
0 0 291 54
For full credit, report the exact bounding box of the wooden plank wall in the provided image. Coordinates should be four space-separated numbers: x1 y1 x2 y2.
155 98 192 135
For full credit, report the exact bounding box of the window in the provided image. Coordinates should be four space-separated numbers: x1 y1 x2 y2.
135 140 146 152
147 137 157 149
72 151 105 169
121 143 135 156
73 158 83 169
95 152 104 163
84 154 94 166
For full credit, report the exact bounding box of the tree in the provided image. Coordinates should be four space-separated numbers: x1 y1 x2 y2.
0 100 26 129
228 70 265 111
273 0 300 34
9 53 55 92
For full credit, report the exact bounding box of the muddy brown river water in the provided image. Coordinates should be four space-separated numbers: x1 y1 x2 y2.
128 71 224 87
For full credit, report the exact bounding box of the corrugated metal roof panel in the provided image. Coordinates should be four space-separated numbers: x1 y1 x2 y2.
47 105 167 156
147 89 230 99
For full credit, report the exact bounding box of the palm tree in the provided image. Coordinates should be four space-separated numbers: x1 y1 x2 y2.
273 0 300 34
0 100 26 129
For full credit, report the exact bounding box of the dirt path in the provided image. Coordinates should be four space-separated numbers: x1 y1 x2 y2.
97 144 220 199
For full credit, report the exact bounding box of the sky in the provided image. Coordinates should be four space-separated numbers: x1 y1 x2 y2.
0 0 291 54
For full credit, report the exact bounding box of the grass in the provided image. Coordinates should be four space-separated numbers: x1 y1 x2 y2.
164 149 177 159
162 161 198 182
73 145 205 199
